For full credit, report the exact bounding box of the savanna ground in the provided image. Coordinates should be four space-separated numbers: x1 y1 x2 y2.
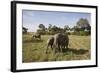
22 32 91 63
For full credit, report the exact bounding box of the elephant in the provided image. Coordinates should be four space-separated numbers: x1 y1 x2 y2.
32 33 41 40
46 33 69 53
46 36 54 53
53 33 69 52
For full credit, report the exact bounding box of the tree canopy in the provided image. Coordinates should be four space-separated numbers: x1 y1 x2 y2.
76 18 90 30
38 24 46 31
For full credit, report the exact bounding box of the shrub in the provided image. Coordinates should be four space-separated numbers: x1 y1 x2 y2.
67 32 71 35
79 31 90 36
71 31 80 35
71 31 90 36
37 30 46 35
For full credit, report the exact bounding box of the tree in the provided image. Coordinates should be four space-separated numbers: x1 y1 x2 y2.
73 26 80 31
64 25 70 32
51 25 58 32
38 24 46 31
76 18 91 31
23 27 28 33
48 24 52 31
51 25 64 33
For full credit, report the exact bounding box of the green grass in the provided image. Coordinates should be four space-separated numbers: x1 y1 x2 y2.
22 33 91 63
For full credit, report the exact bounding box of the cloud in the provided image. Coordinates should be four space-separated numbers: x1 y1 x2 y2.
23 23 38 32
23 10 35 17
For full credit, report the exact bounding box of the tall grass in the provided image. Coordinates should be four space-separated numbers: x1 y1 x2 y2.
22 33 91 63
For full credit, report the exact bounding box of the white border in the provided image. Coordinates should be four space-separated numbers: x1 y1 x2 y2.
16 4 96 70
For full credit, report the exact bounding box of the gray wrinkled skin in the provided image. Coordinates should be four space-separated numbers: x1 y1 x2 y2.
46 37 54 53
53 33 69 52
46 33 69 53
47 37 54 49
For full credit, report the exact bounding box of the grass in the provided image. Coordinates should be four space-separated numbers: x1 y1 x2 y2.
22 33 91 63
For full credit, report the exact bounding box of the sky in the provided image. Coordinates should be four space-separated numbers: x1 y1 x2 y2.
22 10 91 32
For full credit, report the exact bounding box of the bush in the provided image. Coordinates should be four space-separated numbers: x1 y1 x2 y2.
67 32 71 35
37 31 46 35
71 31 90 36
37 30 90 36
79 31 90 36
71 31 80 35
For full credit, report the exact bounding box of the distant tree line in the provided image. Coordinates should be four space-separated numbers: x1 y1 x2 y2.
23 18 91 36
36 18 91 36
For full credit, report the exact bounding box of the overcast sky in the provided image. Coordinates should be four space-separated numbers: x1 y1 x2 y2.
22 10 91 32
